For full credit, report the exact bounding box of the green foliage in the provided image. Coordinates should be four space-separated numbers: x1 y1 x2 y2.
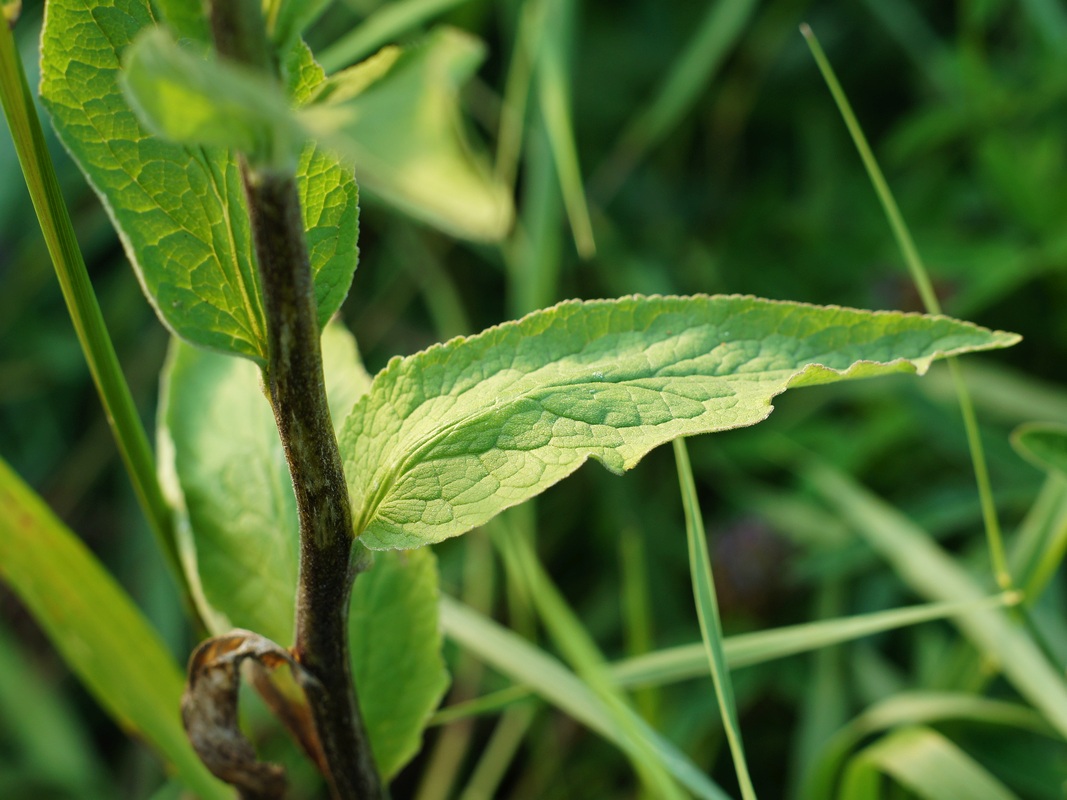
342 294 1015 549
40 0 357 363
121 27 299 167
4 1 1067 798
0 457 230 799
265 0 332 52
160 320 446 777
303 26 513 241
1012 422 1067 476
350 547 449 778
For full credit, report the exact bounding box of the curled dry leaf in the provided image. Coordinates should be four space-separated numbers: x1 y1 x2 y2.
181 630 324 800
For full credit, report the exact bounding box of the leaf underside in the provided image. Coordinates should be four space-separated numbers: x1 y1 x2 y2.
40 0 357 364
340 294 1019 550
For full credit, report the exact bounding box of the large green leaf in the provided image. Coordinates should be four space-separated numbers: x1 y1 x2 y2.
0 457 232 800
158 321 446 778
39 0 357 364
340 294 1019 550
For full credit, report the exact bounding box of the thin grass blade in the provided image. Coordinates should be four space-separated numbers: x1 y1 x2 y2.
536 0 595 257
804 459 1067 739
674 437 757 799
492 518 685 799
438 594 733 800
317 0 475 73
801 23 1011 589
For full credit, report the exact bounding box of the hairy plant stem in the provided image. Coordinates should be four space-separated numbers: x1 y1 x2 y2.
208 1 383 796
242 167 381 799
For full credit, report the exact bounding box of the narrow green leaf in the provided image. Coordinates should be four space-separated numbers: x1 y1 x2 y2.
611 594 1019 689
854 726 1019 800
350 547 450 779
802 693 1054 800
340 294 1018 550
159 321 445 777
438 594 733 800
803 23 1011 588
805 460 1067 739
1011 422 1067 476
0 457 232 800
0 625 110 797
493 519 685 798
40 0 357 363
536 0 595 257
302 27 514 241
674 438 757 800
317 0 475 73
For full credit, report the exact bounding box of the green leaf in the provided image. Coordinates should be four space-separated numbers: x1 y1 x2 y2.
40 0 357 364
159 321 445 777
673 438 756 799
350 548 449 779
849 726 1019 800
317 0 476 72
439 594 732 800
0 457 232 800
802 692 1053 800
302 27 514 241
121 28 300 167
804 460 1067 739
1011 421 1067 476
340 294 1019 550
159 320 370 642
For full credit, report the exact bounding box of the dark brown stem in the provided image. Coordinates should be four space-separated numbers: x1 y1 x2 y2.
242 169 381 799
207 2 383 797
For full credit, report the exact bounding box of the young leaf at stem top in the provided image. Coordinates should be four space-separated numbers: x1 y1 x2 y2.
340 294 1019 550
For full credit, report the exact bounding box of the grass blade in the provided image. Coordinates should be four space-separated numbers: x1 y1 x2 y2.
438 593 733 800
492 517 685 799
593 0 758 202
850 726 1019 799
674 437 757 800
0 457 231 799
801 23 1011 590
612 592 1018 689
803 458 1067 739
536 0 595 258
802 692 1053 799
0 15 186 601
317 0 474 73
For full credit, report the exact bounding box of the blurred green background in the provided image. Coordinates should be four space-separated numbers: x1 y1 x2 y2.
2 0 1067 797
